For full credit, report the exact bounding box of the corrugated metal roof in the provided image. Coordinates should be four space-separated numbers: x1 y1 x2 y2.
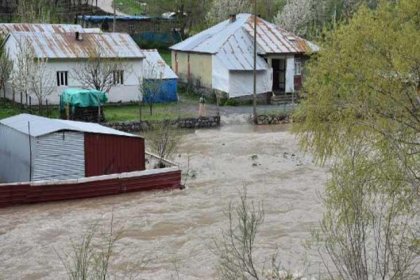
0 23 84 36
143 49 178 79
243 16 320 54
8 32 144 59
215 28 268 70
171 13 319 55
0 114 139 138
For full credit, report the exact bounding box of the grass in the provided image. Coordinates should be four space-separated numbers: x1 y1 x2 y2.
158 49 172 65
0 99 59 119
114 0 145 15
104 102 195 122
0 92 199 122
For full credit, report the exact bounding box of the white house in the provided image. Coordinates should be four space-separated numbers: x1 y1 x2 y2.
170 13 319 100
2 29 144 104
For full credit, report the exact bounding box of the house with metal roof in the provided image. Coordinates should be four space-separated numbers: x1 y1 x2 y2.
170 13 319 100
2 30 144 105
143 49 178 103
0 114 145 183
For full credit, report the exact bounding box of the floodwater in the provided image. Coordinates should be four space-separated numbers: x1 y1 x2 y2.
0 120 329 279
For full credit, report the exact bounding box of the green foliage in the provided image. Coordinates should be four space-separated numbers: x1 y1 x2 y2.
294 0 419 277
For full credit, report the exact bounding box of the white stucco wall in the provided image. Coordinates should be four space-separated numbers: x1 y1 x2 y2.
3 37 144 105
228 70 272 98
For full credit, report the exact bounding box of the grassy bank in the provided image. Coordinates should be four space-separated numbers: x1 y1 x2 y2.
0 92 198 122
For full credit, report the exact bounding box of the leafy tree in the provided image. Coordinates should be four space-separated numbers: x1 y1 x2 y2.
294 0 419 278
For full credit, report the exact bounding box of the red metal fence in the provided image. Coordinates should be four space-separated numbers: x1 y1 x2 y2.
0 168 181 208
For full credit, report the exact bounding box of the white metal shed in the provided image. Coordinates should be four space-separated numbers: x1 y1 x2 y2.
0 114 136 183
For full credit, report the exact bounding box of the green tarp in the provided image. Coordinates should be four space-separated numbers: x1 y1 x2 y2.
60 88 108 109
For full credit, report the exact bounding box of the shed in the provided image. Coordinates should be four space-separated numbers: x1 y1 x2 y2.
0 114 145 183
142 49 178 103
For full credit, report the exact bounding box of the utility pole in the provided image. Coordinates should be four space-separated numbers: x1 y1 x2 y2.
113 1 116 32
252 0 258 124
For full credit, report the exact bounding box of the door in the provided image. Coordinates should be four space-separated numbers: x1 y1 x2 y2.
271 59 286 93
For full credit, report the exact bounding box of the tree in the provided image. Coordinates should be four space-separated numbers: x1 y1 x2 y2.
206 0 285 25
28 57 55 113
10 38 54 113
213 188 300 280
145 122 181 168
73 47 125 94
10 38 34 105
14 0 58 23
294 0 419 277
273 0 382 38
0 43 13 100
73 47 127 121
140 60 166 116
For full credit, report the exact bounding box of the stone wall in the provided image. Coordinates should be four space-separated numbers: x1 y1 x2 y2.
256 114 290 125
105 116 220 132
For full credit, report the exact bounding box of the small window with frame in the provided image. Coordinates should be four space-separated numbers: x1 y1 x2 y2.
113 70 124 85
57 71 68 86
294 59 302 76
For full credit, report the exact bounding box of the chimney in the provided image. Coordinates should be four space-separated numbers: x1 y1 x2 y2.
229 14 236 23
75 31 83 41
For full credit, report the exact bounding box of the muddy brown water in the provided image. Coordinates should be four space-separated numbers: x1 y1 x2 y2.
0 122 329 279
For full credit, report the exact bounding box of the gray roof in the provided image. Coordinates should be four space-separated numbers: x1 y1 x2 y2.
0 23 84 35
171 13 319 56
143 49 178 79
8 32 144 59
0 114 138 138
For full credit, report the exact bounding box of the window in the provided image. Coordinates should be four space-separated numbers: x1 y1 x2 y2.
294 59 302 76
113 70 124 85
128 24 135 34
57 71 68 86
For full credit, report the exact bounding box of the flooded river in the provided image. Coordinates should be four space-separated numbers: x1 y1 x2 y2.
0 122 329 279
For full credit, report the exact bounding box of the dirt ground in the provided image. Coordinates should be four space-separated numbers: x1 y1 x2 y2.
0 121 329 279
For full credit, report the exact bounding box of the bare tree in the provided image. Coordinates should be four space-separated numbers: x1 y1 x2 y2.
73 47 125 94
57 215 123 280
145 122 181 168
213 188 301 280
139 60 166 116
73 47 127 121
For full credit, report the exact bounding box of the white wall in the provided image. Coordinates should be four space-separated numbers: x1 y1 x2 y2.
0 124 32 183
228 70 272 98
212 55 230 93
285 56 295 93
4 36 144 105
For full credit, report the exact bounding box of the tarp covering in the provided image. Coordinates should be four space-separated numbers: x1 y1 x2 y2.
143 79 178 103
60 88 108 109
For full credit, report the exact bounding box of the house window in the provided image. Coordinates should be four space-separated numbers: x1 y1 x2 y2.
294 59 302 75
57 71 68 86
113 70 124 85
128 24 135 34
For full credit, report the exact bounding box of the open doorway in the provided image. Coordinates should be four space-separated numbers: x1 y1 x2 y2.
272 59 286 93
